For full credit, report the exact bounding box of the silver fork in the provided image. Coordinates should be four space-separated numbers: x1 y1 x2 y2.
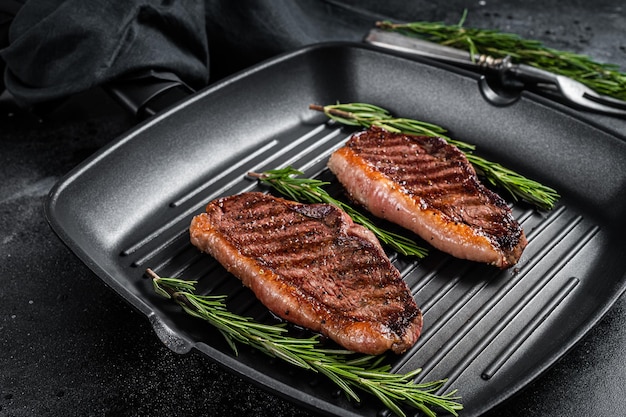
502 58 626 117
365 29 626 117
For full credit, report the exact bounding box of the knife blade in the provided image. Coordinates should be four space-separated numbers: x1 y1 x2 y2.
364 28 503 69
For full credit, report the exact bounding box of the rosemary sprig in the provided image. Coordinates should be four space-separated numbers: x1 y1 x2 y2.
147 269 463 417
248 167 428 258
376 10 626 100
310 102 560 209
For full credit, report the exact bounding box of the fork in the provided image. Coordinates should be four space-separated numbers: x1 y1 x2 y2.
501 57 626 116
365 29 626 117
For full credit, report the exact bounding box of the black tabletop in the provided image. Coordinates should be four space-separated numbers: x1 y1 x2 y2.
1 2 625 417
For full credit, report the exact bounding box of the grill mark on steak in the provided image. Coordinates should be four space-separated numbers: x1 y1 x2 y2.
189 192 423 354
327 127 527 269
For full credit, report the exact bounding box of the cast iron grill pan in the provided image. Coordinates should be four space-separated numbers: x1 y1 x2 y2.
45 43 626 417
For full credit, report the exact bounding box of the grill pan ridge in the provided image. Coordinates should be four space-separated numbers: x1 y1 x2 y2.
45 43 626 417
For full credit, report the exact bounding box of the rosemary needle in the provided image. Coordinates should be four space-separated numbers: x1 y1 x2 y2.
376 10 626 101
249 167 429 258
147 268 463 417
309 102 560 210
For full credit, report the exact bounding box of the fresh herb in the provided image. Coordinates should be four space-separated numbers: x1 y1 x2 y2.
376 10 626 101
147 268 462 417
248 167 428 258
309 102 560 210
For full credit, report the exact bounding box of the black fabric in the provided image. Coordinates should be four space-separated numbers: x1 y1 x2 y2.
0 0 25 92
0 0 458 107
1 0 209 106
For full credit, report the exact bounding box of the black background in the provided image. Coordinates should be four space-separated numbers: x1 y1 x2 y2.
1 1 625 416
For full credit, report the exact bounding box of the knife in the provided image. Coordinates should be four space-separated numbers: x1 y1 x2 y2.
365 28 505 71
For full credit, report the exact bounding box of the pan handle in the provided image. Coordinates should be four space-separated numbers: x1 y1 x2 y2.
106 69 195 120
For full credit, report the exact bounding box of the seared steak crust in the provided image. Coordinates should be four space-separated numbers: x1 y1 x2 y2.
189 192 422 354
327 127 527 268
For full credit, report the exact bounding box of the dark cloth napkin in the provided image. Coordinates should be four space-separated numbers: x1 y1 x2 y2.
0 0 429 108
1 0 208 106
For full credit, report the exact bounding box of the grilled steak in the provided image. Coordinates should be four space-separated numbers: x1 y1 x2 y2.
189 192 422 354
327 127 527 269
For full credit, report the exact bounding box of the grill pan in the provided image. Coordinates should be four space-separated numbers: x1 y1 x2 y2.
45 42 626 417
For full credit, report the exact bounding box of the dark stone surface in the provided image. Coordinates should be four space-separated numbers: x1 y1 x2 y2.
1 2 625 416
